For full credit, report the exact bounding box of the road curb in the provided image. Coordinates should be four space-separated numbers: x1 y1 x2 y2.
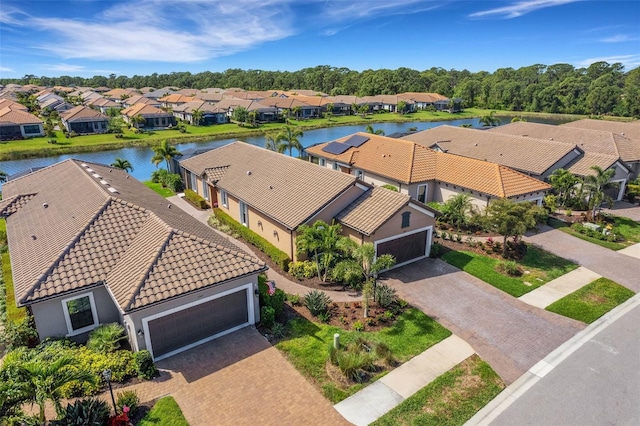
466 291 640 425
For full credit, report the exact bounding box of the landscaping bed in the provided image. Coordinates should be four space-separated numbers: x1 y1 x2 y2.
548 213 640 251
546 278 635 323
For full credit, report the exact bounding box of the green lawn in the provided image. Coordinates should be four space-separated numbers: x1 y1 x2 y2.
0 108 547 161
1 218 27 323
548 216 640 251
372 354 504 426
546 278 635 323
138 396 189 426
276 308 451 403
441 245 578 297
143 181 176 198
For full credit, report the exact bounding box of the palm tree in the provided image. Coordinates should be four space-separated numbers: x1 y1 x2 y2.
365 125 385 136
275 126 304 157
441 193 474 229
191 109 203 126
290 106 302 120
3 349 96 423
0 169 7 183
479 111 500 127
584 165 618 220
325 103 334 120
265 133 286 154
130 114 146 129
296 220 345 282
549 168 580 207
111 158 134 173
151 140 182 170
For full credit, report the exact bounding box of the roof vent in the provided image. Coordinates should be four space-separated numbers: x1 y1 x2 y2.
86 168 94 173
247 171 252 175
474 143 478 146
621 132 625 135
167 204 171 208
92 173 101 178
42 203 48 208
107 187 119 194
100 180 109 185
31 235 37 240
81 163 88 167
549 138 553 140
269 185 273 190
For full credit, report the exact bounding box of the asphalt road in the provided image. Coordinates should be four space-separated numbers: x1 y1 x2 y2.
489 301 640 425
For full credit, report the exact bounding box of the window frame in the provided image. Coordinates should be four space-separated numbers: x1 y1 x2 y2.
319 158 326 167
220 190 228 208
239 201 248 226
332 162 338 171
417 184 428 203
356 169 364 180
22 124 41 134
61 292 99 336
401 211 411 228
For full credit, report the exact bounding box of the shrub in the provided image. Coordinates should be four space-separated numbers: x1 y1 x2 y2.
317 311 331 323
375 342 395 366
261 306 275 329
429 242 443 258
163 173 184 192
287 294 300 306
133 350 157 380
498 260 522 276
87 323 126 354
352 321 364 332
52 398 110 426
258 277 286 316
0 316 38 351
184 189 208 209
382 184 399 192
116 390 139 415
374 282 398 308
303 290 332 317
270 322 286 339
336 351 372 382
288 260 317 279
214 208 291 271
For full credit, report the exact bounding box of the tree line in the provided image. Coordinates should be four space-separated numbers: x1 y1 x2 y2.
5 61 639 117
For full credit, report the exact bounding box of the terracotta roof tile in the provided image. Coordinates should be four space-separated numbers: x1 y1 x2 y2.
336 187 410 235
60 105 108 122
0 107 43 125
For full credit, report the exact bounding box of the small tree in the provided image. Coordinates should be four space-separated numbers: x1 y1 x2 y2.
549 168 580 207
296 221 348 282
232 106 248 123
151 140 182 170
441 193 474 229
111 158 133 173
365 125 385 135
265 133 286 154
483 198 547 256
479 111 500 127
397 100 408 114
584 165 618 220
191 109 203 126
275 126 304 157
0 169 7 183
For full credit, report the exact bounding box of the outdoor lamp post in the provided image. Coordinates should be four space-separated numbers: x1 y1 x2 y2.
102 369 118 414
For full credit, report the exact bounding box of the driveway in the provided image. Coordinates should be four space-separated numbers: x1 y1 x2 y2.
602 200 640 222
111 328 348 425
383 259 585 384
525 226 640 292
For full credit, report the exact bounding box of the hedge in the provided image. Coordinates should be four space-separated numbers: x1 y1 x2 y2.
213 208 291 271
184 189 209 209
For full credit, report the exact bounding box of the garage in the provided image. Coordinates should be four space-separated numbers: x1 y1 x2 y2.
143 287 251 360
376 229 430 267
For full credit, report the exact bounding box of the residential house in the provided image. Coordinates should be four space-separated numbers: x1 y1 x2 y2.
179 142 437 266
172 100 227 125
143 87 179 100
103 88 140 103
0 159 266 361
361 95 416 113
0 105 44 140
158 94 196 110
306 132 551 211
40 97 74 113
121 104 176 129
120 95 161 109
60 106 109 134
397 92 450 110
213 98 278 122
87 97 121 115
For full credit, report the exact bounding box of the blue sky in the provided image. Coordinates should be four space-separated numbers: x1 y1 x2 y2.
1 0 638 78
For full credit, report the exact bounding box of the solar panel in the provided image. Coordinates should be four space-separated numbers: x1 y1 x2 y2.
322 141 350 155
344 134 370 147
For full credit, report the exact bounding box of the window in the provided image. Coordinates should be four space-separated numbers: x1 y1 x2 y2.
240 201 248 226
23 125 41 134
62 293 98 335
190 172 197 191
356 170 364 180
332 162 338 171
201 178 208 200
221 190 228 208
417 184 428 203
319 158 326 167
401 212 411 228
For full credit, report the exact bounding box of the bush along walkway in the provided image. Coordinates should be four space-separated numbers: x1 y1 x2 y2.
167 195 362 302
334 335 475 426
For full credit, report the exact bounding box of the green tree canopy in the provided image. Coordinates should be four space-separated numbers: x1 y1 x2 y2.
151 140 182 170
483 199 547 256
275 125 304 157
111 157 134 173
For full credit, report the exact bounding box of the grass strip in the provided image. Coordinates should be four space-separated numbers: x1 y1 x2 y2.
372 354 505 426
139 396 189 426
546 277 635 323
442 245 577 297
276 307 451 403
143 181 176 198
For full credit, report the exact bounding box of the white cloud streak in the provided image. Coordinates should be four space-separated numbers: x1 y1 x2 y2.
469 0 579 19
0 66 15 73
578 54 640 69
43 64 119 75
599 34 638 43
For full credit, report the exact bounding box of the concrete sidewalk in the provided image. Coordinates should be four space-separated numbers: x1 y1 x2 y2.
334 335 475 425
618 242 640 260
167 195 361 302
518 267 601 309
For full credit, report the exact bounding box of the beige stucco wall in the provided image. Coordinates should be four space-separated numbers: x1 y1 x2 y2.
123 274 260 356
368 204 435 242
307 184 366 225
434 183 491 211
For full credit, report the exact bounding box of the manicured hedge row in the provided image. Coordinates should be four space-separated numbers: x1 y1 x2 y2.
213 208 291 271
184 189 209 209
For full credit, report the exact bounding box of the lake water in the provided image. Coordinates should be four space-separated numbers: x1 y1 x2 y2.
0 115 570 190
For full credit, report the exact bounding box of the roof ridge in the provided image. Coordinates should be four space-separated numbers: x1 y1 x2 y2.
21 197 113 304
496 165 506 198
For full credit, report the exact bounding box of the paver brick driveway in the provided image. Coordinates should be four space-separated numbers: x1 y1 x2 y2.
382 259 585 384
133 327 348 425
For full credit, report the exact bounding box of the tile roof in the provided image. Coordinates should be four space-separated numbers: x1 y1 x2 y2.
2 159 265 310
403 125 577 175
0 107 43 125
0 99 27 111
204 166 230 183
181 142 359 229
158 94 196 103
562 119 640 141
565 152 620 177
307 132 550 198
121 104 170 117
60 106 108 122
336 187 411 235
397 92 448 103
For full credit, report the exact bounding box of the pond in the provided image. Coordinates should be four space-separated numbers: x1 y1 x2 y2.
0 115 572 190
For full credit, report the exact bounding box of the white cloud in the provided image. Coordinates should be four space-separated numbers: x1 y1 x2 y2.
599 34 638 43
0 66 15 73
321 0 439 20
43 64 118 75
578 54 640 69
6 0 296 63
469 0 578 19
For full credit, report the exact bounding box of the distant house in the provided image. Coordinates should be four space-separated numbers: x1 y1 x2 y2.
397 92 455 111
1 159 266 361
121 104 175 129
158 94 196 109
172 100 227 125
213 98 278 122
40 97 74 113
60 106 109 134
306 132 551 211
86 97 121 114
179 142 438 267
0 105 44 140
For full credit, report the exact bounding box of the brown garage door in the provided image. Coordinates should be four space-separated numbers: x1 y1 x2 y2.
377 231 428 265
147 289 248 358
